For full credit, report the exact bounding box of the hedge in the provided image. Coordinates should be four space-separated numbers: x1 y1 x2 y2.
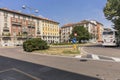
23 38 49 52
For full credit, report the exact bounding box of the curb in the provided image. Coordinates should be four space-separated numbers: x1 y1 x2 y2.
30 47 82 59
74 47 84 58
19 46 83 59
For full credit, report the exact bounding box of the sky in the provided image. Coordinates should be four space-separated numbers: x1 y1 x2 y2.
0 0 113 27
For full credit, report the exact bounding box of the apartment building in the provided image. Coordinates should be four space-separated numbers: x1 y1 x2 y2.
90 20 104 42
60 23 74 42
0 8 59 46
61 20 103 43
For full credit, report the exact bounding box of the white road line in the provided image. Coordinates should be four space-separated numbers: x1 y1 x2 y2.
13 68 41 80
0 68 13 73
112 57 120 62
75 55 81 58
92 54 100 60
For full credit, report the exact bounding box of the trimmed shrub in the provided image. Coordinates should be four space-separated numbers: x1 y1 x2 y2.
23 38 49 52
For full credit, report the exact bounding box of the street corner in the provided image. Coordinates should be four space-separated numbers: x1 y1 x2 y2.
79 47 90 57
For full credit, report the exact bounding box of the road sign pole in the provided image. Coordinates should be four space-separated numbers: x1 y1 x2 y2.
73 44 77 50
72 33 77 50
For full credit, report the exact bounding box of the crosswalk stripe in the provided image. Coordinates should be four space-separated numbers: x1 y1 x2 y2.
81 53 120 62
112 57 120 62
92 54 100 60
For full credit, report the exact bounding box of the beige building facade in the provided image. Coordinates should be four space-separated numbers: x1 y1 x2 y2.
61 20 103 43
0 8 59 46
90 20 104 42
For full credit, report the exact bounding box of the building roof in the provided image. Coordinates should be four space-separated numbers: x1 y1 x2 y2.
0 8 59 24
96 21 103 26
90 20 103 26
61 23 75 28
61 20 97 28
75 20 96 26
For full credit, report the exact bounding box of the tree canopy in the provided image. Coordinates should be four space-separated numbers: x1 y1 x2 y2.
104 0 119 20
69 26 91 43
104 0 120 34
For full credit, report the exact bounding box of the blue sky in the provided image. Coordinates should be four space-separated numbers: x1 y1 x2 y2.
0 0 112 27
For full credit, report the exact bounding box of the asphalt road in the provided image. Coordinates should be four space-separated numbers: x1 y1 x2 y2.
0 47 120 80
83 44 120 58
0 56 100 80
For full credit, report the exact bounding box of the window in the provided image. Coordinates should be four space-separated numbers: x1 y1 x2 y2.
4 17 7 22
103 31 113 35
18 15 20 19
37 20 39 26
28 17 30 20
4 12 8 17
115 31 119 36
13 14 16 18
23 16 26 20
4 23 7 27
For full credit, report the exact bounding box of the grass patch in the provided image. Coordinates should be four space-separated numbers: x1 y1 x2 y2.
50 43 90 47
62 50 79 54
34 47 80 57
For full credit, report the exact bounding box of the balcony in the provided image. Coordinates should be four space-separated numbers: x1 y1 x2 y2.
11 18 22 26
2 32 10 37
37 31 40 34
28 26 35 29
3 27 9 32
12 22 22 26
36 33 41 37
22 27 28 32
27 21 35 27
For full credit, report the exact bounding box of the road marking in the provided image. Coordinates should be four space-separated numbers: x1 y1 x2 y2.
0 68 41 80
0 68 13 73
75 55 81 58
92 54 100 60
81 46 120 62
112 57 120 62
12 68 41 80
81 53 120 62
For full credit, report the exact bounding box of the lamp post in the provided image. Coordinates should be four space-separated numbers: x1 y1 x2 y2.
22 5 39 39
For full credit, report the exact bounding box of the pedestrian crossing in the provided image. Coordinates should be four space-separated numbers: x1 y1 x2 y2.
78 54 120 62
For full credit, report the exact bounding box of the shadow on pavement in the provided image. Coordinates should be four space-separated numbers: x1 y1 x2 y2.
0 56 101 80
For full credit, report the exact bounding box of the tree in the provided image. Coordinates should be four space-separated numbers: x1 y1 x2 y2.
104 0 120 35
69 26 91 43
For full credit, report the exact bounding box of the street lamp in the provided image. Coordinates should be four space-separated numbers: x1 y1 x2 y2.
22 5 39 39
22 5 26 9
22 5 39 13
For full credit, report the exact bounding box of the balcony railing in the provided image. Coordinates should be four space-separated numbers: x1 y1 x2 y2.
12 22 22 26
27 21 35 27
22 27 28 32
37 31 40 34
2 32 10 37
3 27 9 32
28 26 35 29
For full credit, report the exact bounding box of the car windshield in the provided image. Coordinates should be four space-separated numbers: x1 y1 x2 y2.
103 31 113 35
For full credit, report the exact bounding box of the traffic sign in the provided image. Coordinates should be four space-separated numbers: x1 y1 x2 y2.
72 38 76 43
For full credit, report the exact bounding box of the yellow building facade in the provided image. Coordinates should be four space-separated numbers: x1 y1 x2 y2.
42 20 59 43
